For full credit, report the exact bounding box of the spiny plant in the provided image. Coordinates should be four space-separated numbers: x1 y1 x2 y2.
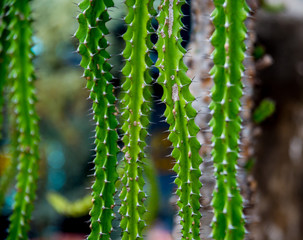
209 0 249 239
118 0 155 239
75 0 119 239
0 0 40 239
0 0 13 208
0 0 9 138
0 0 252 239
155 0 202 239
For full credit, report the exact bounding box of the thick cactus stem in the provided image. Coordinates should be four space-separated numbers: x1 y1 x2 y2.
210 0 249 239
118 0 154 239
75 0 119 239
6 0 40 239
155 0 203 239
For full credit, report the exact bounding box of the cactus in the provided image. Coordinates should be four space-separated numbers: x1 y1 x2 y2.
118 0 155 239
155 0 202 239
75 0 119 239
0 0 256 238
209 0 249 239
0 0 14 209
5 0 40 239
0 0 10 138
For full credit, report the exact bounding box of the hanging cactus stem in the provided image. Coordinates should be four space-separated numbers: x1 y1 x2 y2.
210 0 249 239
6 0 40 239
118 0 155 239
75 0 119 239
155 0 203 239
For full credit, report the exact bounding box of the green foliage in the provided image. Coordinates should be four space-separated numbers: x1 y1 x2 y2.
75 0 119 239
118 1 155 239
209 0 248 239
253 99 275 123
155 0 202 239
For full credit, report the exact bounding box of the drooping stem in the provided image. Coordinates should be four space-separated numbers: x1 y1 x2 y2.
6 0 40 239
0 0 10 139
75 0 119 239
118 0 154 239
210 0 249 239
0 0 15 209
155 0 202 239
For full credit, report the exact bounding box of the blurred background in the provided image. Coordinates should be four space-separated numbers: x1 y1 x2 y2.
0 0 303 239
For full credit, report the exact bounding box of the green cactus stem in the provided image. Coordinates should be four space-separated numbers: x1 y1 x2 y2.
0 0 17 210
118 0 154 239
6 0 40 239
155 0 202 239
75 0 119 239
0 0 10 139
209 0 249 239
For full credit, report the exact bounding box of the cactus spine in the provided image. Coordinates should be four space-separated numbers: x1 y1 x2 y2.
6 0 40 239
75 0 119 239
119 0 154 239
209 0 249 239
155 0 202 239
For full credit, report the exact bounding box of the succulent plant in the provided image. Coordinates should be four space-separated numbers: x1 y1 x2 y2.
75 0 119 239
4 0 40 239
118 0 156 239
155 0 203 239
209 0 249 239
0 1 253 239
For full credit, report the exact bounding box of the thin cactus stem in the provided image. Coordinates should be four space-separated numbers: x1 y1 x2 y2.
210 0 249 239
75 0 119 239
0 0 10 139
155 0 202 239
6 0 40 239
118 0 154 239
0 1 14 208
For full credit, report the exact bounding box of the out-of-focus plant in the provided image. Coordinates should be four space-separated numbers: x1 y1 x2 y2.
253 99 275 124
47 158 159 224
0 0 40 239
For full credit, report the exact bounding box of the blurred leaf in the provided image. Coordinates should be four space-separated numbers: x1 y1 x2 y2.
47 192 92 217
244 158 256 172
253 99 275 123
253 45 265 60
260 0 285 13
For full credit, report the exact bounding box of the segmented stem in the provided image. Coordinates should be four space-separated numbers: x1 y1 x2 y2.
155 0 202 239
6 0 40 239
119 0 154 239
210 0 249 239
75 0 119 239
